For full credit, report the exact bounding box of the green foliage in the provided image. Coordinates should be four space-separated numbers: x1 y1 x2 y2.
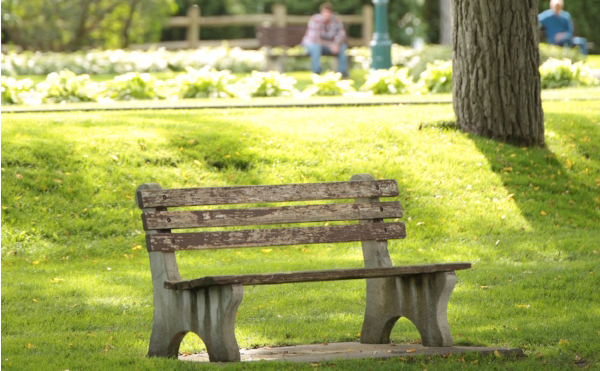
539 58 599 89
418 60 452 93
234 71 297 98
360 67 413 95
36 70 100 103
105 72 164 100
174 67 234 98
1 76 34 105
539 43 585 65
304 72 355 96
0 0 177 51
406 45 452 81
1 47 266 76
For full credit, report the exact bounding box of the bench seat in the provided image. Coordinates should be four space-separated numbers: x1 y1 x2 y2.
165 263 471 289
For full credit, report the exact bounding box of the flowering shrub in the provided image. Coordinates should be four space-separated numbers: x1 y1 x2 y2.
105 72 165 100
360 67 413 95
539 58 598 89
418 60 453 93
1 47 265 76
304 72 355 96
234 71 297 98
1 76 34 105
539 43 585 65
174 67 234 98
37 70 99 103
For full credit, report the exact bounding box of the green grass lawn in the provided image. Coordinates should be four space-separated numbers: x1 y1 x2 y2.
2 101 600 370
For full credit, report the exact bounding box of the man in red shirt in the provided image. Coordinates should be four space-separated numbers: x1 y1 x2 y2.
301 2 349 78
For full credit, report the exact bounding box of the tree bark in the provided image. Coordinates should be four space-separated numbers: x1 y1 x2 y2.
452 0 544 146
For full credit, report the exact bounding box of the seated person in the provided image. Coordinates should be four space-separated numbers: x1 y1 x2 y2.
302 2 349 78
538 0 588 56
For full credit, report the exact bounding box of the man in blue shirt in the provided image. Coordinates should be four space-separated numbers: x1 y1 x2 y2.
538 0 588 56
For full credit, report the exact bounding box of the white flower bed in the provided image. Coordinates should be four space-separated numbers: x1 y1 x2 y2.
1 47 266 76
1 61 597 106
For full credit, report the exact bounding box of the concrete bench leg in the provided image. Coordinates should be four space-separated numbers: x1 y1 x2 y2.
361 271 456 347
148 284 243 361
147 251 243 361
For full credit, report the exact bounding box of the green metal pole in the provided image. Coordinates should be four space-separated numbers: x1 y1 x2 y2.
371 0 392 69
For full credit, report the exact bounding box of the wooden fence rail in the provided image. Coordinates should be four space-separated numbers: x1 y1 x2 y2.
131 3 373 50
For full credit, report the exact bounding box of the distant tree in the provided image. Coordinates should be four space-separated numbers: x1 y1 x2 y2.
1 0 177 51
452 0 544 146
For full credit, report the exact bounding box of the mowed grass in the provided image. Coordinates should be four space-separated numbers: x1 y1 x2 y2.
2 101 600 370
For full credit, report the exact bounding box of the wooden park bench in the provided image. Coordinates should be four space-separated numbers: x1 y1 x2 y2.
256 25 312 72
135 174 471 362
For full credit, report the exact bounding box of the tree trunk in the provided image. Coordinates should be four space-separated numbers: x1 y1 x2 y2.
452 0 544 146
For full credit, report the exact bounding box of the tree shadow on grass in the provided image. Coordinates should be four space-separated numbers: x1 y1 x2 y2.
461 110 600 259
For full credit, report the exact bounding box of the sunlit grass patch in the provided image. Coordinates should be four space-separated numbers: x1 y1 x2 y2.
2 101 600 369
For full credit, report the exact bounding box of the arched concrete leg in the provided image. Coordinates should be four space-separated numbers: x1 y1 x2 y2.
147 283 243 361
146 251 243 361
360 276 402 343
395 272 456 347
191 284 243 362
360 272 456 347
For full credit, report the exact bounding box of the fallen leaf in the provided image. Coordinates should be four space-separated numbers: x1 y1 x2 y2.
494 350 500 357
406 349 416 353
193 160 202 166
16 174 23 179
53 179 63 184
110 155 119 161
261 249 272 253
50 278 64 283
32 261 39 265
480 285 489 289
132 245 142 250
27 343 35 349
515 304 531 308
33 299 38 303
540 211 547 216
70 304 78 308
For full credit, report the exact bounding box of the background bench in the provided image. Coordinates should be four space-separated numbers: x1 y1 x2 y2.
136 174 471 362
256 25 309 72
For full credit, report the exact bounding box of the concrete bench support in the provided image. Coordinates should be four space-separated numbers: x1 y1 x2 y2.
147 251 243 361
352 173 454 347
360 272 456 346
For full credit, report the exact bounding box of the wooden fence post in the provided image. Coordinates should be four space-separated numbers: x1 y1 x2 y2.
187 5 200 49
273 3 287 27
362 4 374 47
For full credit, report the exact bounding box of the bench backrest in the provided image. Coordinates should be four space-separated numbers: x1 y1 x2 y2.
256 25 307 47
136 175 404 254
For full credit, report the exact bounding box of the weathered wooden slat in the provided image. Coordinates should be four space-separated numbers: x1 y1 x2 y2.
142 201 403 230
136 180 399 208
163 263 472 289
146 223 406 252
